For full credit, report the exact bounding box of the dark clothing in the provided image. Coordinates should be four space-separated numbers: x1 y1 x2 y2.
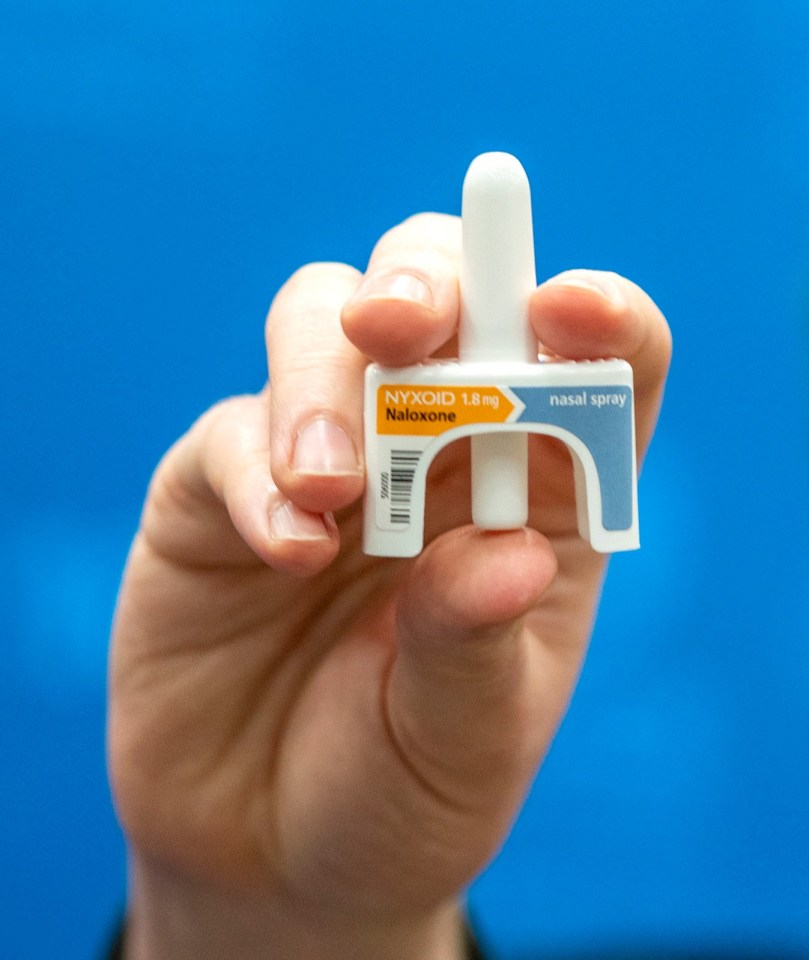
105 921 125 960
104 917 487 959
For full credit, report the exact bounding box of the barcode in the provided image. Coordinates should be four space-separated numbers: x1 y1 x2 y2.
389 449 421 524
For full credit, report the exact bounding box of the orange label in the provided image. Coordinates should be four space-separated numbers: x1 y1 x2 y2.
377 385 515 436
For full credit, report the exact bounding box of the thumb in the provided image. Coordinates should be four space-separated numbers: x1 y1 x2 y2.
386 526 560 817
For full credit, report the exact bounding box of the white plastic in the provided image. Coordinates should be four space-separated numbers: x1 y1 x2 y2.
361 152 639 559
459 152 537 528
362 358 639 557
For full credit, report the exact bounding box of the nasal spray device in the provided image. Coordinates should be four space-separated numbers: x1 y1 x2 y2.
363 152 639 557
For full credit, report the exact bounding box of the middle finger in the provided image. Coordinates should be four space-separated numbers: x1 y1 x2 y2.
267 261 367 515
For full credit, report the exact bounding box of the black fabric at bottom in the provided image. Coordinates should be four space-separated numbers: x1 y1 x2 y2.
103 918 126 960
103 914 487 959
465 917 488 960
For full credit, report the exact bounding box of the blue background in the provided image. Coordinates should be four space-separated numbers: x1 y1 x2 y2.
2 1 809 957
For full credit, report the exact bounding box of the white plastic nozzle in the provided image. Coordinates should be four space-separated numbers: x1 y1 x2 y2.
459 152 537 529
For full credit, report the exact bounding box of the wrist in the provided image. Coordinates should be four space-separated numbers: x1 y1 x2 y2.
124 852 469 960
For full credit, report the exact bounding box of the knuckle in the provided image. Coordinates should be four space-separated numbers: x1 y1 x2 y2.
280 346 361 381
287 261 360 290
368 247 457 286
198 394 255 436
266 262 361 333
398 211 457 235
186 396 262 477
371 213 461 269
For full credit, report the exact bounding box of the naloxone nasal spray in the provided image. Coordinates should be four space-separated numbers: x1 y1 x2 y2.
363 152 639 558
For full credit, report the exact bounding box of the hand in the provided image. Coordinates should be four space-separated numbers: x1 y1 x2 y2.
109 213 671 959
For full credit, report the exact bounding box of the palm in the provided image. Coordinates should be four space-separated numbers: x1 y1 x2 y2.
110 404 601 915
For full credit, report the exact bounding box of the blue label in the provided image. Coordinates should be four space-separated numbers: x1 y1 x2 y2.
511 386 633 531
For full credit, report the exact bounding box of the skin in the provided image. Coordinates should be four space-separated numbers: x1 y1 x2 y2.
108 213 671 960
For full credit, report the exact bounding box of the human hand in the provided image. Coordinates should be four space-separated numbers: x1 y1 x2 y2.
108 213 671 959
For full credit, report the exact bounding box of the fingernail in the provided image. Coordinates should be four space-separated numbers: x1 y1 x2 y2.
269 501 332 541
353 271 433 308
292 418 361 476
547 271 625 306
